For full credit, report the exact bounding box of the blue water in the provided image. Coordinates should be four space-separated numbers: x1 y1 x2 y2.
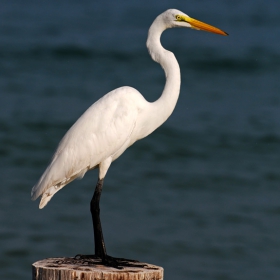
1 1 280 279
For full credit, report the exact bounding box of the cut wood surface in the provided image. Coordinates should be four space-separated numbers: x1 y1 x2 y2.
32 257 164 280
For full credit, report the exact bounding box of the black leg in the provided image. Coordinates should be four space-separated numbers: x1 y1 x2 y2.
74 178 147 269
90 178 106 259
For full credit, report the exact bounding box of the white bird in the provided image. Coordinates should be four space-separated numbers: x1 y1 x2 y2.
31 9 227 267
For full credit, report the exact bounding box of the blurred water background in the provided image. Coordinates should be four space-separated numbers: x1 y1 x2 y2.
1 0 280 279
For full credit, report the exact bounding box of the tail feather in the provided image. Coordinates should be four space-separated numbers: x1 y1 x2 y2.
31 167 88 209
38 184 65 209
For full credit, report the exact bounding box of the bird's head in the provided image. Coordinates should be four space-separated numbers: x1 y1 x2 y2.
162 9 228 36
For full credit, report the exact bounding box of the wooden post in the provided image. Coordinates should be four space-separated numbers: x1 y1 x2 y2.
32 257 164 280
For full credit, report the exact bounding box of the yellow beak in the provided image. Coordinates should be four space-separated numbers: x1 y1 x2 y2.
183 16 228 36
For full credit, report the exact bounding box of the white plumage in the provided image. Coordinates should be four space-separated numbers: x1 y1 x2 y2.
31 9 227 211
32 86 148 208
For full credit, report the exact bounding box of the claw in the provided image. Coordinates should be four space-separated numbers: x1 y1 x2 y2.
74 254 98 260
73 254 146 269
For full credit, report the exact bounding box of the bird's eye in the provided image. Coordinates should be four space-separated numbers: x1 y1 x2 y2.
176 15 181 21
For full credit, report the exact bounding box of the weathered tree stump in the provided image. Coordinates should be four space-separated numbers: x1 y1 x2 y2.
32 257 164 280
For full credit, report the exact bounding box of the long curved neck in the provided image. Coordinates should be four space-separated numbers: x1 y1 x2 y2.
146 16 181 130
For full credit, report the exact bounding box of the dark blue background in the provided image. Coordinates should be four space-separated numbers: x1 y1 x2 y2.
1 1 280 279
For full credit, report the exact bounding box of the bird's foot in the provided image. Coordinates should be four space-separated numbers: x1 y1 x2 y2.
74 254 146 269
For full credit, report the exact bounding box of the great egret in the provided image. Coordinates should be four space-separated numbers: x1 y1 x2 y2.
31 9 227 267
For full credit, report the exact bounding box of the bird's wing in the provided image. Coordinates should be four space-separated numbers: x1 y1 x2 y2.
31 87 142 207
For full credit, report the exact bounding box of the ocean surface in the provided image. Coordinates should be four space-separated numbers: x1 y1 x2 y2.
1 1 280 279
